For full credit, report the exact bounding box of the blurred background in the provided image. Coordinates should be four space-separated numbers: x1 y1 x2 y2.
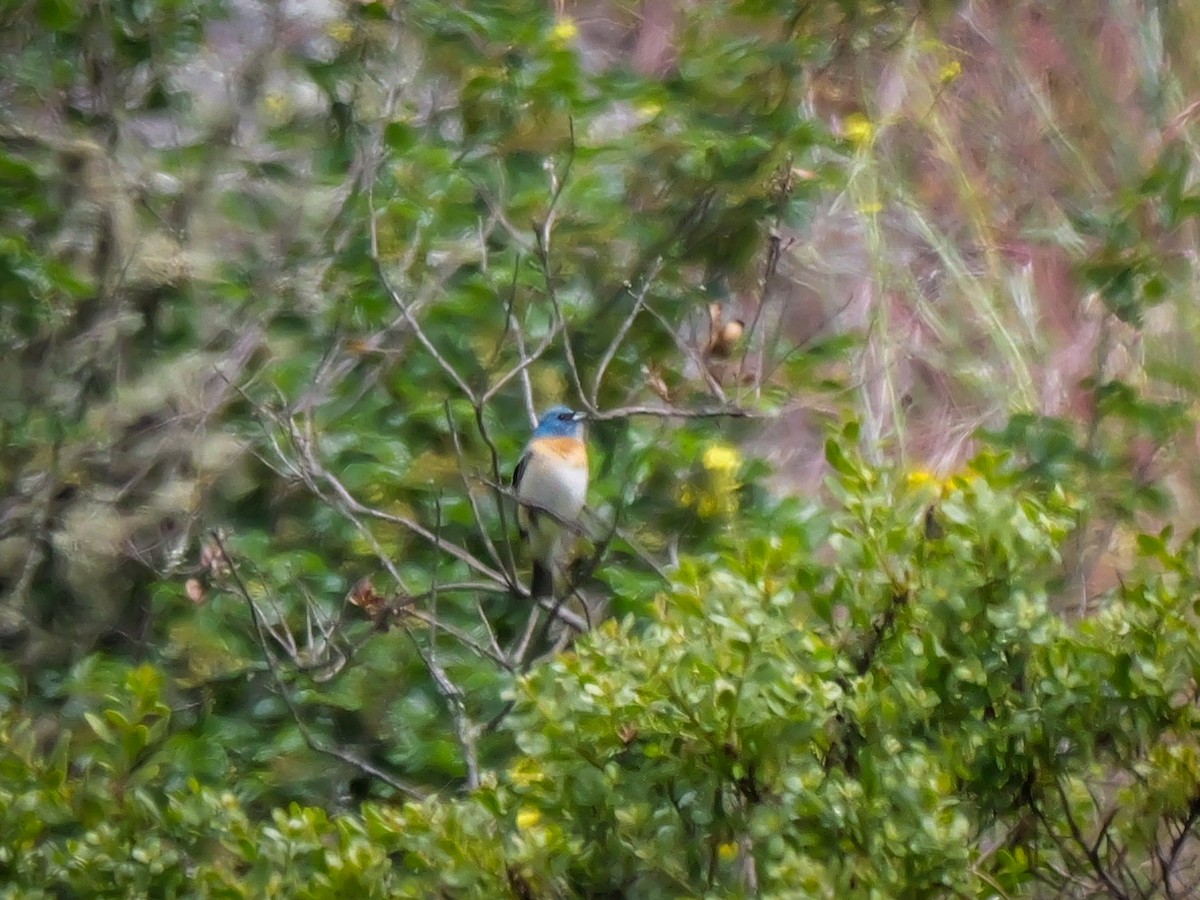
3 0 1200 892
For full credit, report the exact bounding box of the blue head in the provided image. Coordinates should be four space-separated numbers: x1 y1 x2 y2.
531 405 586 440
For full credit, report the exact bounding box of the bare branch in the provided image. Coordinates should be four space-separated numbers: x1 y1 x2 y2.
532 128 587 409
588 404 773 422
417 497 480 790
642 300 729 403
211 531 426 801
589 259 663 409
445 401 511 581
1054 777 1132 900
510 606 543 668
366 185 478 404
303 440 509 585
470 404 522 588
508 302 540 427
480 317 566 408
1160 794 1200 899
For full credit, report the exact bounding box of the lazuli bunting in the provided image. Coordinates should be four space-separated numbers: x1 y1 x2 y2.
513 405 589 598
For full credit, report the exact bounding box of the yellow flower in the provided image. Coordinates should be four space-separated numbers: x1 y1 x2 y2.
702 444 741 475
549 17 578 45
843 113 874 148
516 807 542 831
906 466 979 498
718 841 739 862
262 93 291 126
905 470 938 490
938 60 962 84
508 759 545 789
326 21 354 43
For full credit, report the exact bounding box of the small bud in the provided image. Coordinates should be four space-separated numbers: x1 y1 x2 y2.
185 578 206 604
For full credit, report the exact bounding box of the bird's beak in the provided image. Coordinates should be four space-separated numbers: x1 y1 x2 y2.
571 411 588 422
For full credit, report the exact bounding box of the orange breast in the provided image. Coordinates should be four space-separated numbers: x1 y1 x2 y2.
538 437 588 467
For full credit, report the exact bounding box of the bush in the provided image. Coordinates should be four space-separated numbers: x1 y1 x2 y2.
4 449 1199 897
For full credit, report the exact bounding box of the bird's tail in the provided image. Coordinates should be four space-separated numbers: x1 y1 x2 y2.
530 560 554 599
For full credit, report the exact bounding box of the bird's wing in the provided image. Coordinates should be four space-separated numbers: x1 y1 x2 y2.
512 449 533 536
512 449 530 492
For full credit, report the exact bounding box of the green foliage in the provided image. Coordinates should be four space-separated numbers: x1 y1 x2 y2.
4 455 1200 896
1078 141 1200 328
4 0 1200 895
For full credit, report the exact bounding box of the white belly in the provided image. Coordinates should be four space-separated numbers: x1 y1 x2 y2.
517 452 588 524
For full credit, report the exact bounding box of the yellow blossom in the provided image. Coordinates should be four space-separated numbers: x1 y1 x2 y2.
905 470 938 491
516 807 542 831
906 466 979 498
508 759 545 789
702 444 741 474
938 60 962 84
262 93 291 126
549 17 578 45
718 842 739 862
843 113 874 148
326 21 354 43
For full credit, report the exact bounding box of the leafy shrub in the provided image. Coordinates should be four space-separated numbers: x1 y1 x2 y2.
4 449 1199 897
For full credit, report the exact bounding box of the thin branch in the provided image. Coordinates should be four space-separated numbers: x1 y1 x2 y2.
587 404 773 421
403 606 512 670
508 301 540 427
421 497 480 790
476 598 506 661
366 184 478 404
510 606 543 668
445 401 509 578
532 126 587 409
480 318 565 407
1054 777 1132 900
589 259 663 408
642 300 729 403
1160 794 1200 899
535 595 587 632
471 403 521 586
306 442 508 585
211 531 426 801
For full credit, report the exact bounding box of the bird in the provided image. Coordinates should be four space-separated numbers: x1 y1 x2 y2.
512 405 589 599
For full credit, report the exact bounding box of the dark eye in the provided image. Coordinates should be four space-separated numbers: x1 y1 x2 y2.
557 412 572 421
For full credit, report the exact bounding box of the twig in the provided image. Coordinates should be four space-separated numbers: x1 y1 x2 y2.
587 404 773 421
366 185 478 404
480 318 566 408
590 259 663 408
445 401 509 578
307 444 508 584
403 606 512 669
475 599 506 661
532 126 587 409
642 300 729 403
1054 777 1132 900
419 497 480 790
1162 795 1200 898
508 300 540 427
470 403 521 587
510 606 543 668
211 531 426 800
